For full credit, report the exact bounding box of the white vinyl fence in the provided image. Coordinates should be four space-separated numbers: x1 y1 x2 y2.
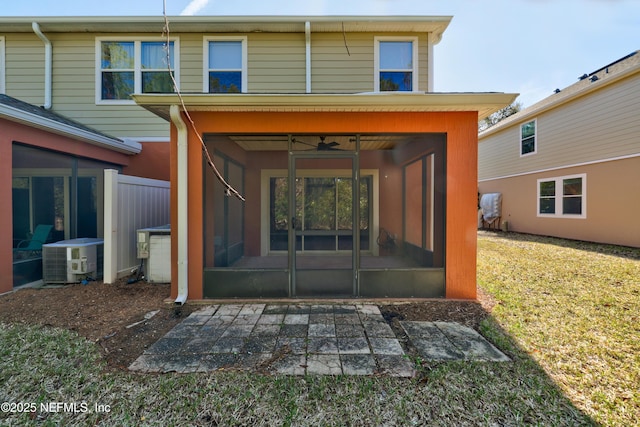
103 169 170 283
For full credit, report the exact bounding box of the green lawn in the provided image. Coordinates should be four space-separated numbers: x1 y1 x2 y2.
1 232 638 426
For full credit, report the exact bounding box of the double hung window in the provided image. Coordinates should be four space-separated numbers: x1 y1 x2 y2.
520 120 537 156
537 174 586 218
375 37 418 92
98 38 177 103
204 37 247 93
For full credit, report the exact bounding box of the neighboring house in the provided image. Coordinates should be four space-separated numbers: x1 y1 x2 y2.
478 51 640 248
1 16 516 301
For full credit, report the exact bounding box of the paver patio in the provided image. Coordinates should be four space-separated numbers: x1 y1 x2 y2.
129 304 509 376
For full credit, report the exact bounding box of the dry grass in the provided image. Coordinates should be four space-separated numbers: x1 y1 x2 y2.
2 232 637 425
477 231 640 426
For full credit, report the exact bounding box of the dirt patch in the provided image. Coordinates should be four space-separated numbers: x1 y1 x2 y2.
0 279 194 370
0 282 492 371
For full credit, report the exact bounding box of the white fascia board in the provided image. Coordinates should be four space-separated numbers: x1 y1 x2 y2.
0 104 141 154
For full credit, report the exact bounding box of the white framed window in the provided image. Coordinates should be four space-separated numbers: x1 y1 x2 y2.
374 36 418 92
0 36 5 93
260 169 379 256
520 119 537 156
537 173 586 218
96 37 179 104
203 36 247 93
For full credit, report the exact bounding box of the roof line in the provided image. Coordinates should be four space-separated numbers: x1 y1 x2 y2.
0 101 141 154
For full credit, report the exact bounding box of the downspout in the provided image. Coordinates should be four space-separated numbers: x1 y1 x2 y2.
305 21 311 93
170 105 188 305
32 22 52 109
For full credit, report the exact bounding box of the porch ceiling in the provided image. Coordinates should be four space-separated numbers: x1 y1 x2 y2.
222 134 405 151
133 92 518 122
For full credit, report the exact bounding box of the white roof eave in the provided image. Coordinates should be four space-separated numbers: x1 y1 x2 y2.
132 92 518 122
0 103 141 154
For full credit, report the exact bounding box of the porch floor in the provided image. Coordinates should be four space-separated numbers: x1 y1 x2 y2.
129 303 509 376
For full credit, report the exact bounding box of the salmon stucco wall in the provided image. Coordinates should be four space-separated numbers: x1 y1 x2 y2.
1 118 134 294
169 111 479 301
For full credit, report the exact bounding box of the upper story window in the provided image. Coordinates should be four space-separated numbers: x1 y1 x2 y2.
97 38 178 103
0 37 5 93
537 174 586 218
520 119 537 156
204 37 247 93
375 37 418 92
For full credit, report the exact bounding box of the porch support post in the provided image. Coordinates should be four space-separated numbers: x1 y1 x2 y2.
287 134 295 297
353 134 360 296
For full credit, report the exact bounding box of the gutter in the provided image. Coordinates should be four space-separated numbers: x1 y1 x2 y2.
169 105 188 305
0 103 141 154
31 22 52 110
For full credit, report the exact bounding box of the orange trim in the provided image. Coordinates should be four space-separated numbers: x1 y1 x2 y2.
172 111 478 301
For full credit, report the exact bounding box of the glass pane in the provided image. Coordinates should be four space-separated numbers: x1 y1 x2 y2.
521 121 535 139
101 42 134 69
380 41 413 69
209 71 242 93
142 71 174 93
539 198 555 214
77 177 97 238
563 196 582 215
380 71 412 91
209 41 242 69
521 137 535 155
540 181 555 197
12 178 30 244
227 162 244 247
336 178 352 230
102 71 134 100
404 160 423 247
32 177 64 241
563 178 582 196
141 41 173 69
304 236 335 251
304 178 336 231
359 178 370 233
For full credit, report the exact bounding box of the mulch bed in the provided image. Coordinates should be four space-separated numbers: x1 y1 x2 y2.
0 281 493 370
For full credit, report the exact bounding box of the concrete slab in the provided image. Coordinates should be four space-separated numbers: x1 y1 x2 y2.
341 354 377 375
130 304 507 376
400 321 510 362
306 354 342 375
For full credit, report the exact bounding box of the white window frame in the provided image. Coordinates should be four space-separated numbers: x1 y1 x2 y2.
520 119 537 157
536 173 586 219
0 36 5 93
95 37 180 105
260 169 379 256
203 36 248 93
374 36 419 92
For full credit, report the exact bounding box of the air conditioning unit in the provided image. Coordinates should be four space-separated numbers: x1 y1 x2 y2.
137 225 171 283
43 238 104 284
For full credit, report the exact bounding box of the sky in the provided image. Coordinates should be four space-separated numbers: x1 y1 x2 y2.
3 0 639 107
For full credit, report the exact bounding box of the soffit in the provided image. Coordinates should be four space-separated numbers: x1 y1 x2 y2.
132 92 519 122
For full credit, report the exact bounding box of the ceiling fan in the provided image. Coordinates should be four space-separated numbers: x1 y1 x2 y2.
293 136 342 151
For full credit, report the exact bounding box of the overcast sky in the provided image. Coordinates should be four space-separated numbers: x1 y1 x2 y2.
4 0 639 107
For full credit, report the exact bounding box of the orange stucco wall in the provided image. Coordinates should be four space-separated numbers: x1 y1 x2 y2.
123 141 171 181
170 111 479 300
